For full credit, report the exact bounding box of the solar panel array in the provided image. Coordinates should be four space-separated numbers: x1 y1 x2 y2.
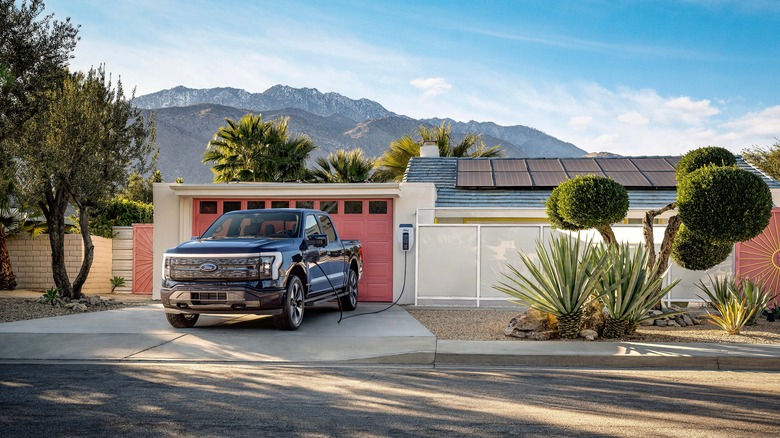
456 157 679 189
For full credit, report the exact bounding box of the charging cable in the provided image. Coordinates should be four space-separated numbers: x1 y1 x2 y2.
340 251 408 322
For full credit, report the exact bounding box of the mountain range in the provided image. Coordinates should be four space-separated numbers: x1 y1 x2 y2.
134 85 587 183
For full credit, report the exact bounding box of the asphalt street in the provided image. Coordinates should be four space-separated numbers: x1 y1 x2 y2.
1 364 779 437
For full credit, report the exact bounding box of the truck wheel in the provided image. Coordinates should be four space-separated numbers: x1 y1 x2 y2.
166 313 199 328
275 275 304 330
339 268 359 311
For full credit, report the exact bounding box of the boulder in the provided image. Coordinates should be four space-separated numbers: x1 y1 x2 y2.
580 329 598 341
505 309 548 338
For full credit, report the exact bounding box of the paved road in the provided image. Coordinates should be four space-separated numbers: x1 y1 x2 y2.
1 364 779 437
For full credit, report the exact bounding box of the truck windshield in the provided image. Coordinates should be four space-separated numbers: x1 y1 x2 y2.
200 211 301 239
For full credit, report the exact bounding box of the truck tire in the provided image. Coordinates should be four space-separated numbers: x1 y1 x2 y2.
275 275 304 330
339 268 359 311
166 313 199 328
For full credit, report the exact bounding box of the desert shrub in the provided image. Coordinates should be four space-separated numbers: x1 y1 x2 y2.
675 146 736 181
677 166 772 243
671 225 733 271
696 276 773 334
493 233 608 339
554 175 629 229
89 198 153 238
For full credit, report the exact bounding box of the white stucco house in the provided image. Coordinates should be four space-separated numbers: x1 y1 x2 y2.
152 151 780 306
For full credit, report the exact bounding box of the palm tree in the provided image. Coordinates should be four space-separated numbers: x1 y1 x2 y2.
309 148 391 183
374 122 504 182
203 114 316 182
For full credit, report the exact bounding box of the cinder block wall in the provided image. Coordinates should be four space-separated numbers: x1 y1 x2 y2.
7 235 113 294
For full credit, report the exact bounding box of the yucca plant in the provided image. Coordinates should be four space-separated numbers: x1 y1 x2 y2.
494 233 608 339
696 275 730 308
705 294 755 335
596 242 681 338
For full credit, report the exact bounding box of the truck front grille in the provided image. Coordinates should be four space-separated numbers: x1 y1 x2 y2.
190 292 227 304
168 257 260 281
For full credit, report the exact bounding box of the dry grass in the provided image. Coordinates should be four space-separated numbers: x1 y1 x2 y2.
406 308 780 344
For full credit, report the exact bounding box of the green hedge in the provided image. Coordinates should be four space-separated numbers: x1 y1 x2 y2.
677 166 771 243
671 225 732 271
555 175 629 229
545 187 581 231
89 198 153 238
675 146 736 181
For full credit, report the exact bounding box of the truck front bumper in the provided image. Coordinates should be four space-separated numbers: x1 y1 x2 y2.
161 284 286 315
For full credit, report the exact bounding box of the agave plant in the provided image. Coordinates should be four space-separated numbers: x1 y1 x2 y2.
596 242 680 338
705 295 756 335
494 233 608 339
697 276 773 327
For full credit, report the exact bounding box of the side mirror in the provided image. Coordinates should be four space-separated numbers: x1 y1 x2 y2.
306 234 328 248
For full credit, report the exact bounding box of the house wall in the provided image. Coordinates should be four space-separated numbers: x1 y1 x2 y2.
8 234 113 294
151 182 437 302
112 226 133 293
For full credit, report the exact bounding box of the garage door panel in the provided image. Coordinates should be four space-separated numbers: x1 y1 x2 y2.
362 241 391 258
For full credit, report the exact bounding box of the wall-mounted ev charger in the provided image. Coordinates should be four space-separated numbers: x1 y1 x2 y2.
398 224 414 252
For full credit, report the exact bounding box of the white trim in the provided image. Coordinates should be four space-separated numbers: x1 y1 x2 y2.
166 182 402 198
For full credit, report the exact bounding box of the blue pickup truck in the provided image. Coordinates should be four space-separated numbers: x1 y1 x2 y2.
161 208 362 330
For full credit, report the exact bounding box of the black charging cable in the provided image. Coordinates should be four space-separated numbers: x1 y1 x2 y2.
311 259 344 323
340 250 408 322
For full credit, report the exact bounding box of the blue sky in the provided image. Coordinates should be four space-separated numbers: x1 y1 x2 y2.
45 0 780 156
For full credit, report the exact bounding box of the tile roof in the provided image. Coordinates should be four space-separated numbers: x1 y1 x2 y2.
404 156 780 209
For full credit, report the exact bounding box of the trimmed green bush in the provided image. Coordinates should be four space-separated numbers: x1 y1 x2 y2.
675 146 736 181
677 166 772 243
555 175 629 229
545 187 581 231
89 198 153 238
671 225 732 270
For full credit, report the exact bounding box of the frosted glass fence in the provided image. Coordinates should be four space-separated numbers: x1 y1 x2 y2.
414 223 734 307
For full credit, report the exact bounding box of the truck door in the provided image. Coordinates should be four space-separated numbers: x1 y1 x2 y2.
318 214 347 289
303 214 330 294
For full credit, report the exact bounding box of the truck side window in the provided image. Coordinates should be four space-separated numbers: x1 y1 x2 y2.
304 214 321 239
319 215 337 242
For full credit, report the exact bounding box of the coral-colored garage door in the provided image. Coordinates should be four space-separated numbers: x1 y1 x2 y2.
192 198 393 302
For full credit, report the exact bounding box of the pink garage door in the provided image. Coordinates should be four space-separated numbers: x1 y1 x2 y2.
735 207 780 300
192 198 394 302
131 224 154 294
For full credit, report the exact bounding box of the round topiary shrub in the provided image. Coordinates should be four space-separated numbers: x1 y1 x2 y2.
546 186 581 231
555 175 629 229
675 146 736 181
677 166 772 243
671 225 733 271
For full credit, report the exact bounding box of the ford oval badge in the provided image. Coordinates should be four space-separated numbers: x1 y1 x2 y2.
199 263 218 272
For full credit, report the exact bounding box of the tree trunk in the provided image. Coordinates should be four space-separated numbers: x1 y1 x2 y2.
40 188 74 299
642 203 681 311
597 225 618 248
71 207 94 298
0 228 17 290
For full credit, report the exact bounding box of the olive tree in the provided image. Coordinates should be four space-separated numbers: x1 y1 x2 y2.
10 66 156 299
547 146 772 285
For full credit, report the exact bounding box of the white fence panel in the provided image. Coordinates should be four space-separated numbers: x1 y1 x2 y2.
417 226 478 302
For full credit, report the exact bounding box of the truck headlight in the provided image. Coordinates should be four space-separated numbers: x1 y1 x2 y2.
259 256 275 279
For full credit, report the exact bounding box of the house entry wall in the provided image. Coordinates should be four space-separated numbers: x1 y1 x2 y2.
192 198 394 302
735 207 780 300
131 224 154 294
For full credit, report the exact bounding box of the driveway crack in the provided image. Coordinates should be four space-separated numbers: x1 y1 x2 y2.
123 334 188 359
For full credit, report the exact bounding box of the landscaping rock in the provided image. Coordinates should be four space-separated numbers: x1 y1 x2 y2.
581 300 605 334
655 319 668 327
530 330 556 341
580 329 598 341
505 309 548 338
666 320 681 328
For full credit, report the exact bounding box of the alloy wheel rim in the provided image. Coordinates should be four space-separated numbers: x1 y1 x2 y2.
290 282 303 325
349 271 358 306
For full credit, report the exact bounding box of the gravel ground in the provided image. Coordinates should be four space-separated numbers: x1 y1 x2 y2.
406 308 780 344
0 297 154 323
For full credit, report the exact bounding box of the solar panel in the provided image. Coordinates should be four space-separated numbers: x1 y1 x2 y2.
642 171 677 187
491 159 527 172
560 158 601 172
457 171 494 187
495 171 532 187
631 158 675 172
603 171 651 187
596 158 637 171
665 157 681 168
529 171 568 187
457 160 492 172
565 170 606 179
527 159 564 172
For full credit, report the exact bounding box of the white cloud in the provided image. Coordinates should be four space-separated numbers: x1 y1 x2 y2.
569 116 593 131
665 96 720 116
617 112 649 125
410 77 453 99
